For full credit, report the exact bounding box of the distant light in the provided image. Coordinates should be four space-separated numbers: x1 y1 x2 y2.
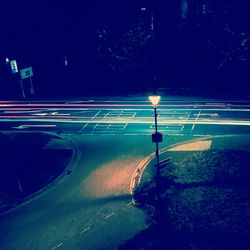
5 58 10 64
149 95 161 107
64 58 68 66
141 7 146 11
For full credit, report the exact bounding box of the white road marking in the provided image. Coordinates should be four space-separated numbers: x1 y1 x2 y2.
159 111 190 115
162 130 183 133
103 111 136 119
80 226 91 234
51 243 63 250
191 110 201 130
79 123 89 132
126 201 134 206
180 125 184 132
104 212 114 219
123 123 128 130
131 112 137 118
150 124 183 129
94 124 127 130
91 111 101 120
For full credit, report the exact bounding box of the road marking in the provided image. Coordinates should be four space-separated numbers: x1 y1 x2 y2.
94 123 127 130
79 123 89 132
180 125 184 132
104 212 114 219
13 124 57 129
80 226 91 234
91 111 101 120
191 110 201 130
126 201 134 206
51 243 63 250
104 111 136 118
161 130 182 133
123 123 128 130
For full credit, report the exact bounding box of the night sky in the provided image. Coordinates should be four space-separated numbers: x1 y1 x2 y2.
1 0 250 97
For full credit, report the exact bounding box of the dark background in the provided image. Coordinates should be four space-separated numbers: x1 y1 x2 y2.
1 0 250 98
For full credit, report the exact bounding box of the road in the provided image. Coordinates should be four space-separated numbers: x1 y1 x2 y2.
0 96 250 249
1 98 250 135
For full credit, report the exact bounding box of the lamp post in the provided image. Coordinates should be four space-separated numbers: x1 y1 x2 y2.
149 95 162 169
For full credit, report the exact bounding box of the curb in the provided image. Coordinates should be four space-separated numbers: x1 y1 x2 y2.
130 135 218 195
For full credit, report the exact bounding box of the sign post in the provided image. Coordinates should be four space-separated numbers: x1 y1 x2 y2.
20 79 25 99
20 67 34 97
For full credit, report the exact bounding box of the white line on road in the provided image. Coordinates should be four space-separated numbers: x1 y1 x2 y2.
51 243 64 250
191 110 201 131
80 226 91 234
80 123 89 132
123 123 128 130
180 125 185 132
126 201 134 206
104 212 114 219
91 111 101 119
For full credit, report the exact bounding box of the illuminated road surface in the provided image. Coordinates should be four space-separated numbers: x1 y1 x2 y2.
0 97 250 249
1 98 250 135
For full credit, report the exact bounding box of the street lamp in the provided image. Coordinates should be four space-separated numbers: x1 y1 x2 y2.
149 95 162 169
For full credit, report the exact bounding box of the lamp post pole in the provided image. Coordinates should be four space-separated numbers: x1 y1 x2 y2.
154 106 160 167
149 95 162 169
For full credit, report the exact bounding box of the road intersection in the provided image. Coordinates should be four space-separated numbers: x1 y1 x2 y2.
1 99 250 136
1 97 250 249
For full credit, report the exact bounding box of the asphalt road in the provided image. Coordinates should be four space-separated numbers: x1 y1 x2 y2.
1 97 250 135
1 96 250 249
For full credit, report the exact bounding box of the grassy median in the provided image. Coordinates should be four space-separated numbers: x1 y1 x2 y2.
0 132 72 214
120 136 250 250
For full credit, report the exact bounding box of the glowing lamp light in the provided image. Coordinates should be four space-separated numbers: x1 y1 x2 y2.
149 95 160 107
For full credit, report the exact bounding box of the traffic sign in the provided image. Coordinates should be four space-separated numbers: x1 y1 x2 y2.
20 67 33 80
152 132 163 143
10 60 18 74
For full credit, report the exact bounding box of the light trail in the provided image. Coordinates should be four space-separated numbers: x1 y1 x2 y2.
3 109 44 113
1 103 250 108
2 117 250 126
13 125 57 129
2 107 250 113
1 102 250 133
